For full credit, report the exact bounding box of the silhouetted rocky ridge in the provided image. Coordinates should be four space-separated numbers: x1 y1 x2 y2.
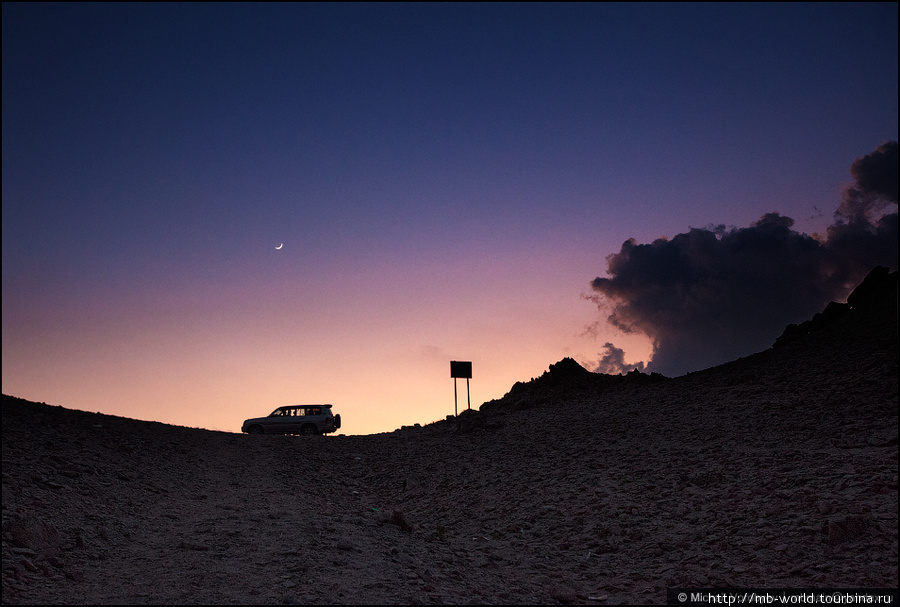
478 265 897 421
479 358 667 416
775 265 897 348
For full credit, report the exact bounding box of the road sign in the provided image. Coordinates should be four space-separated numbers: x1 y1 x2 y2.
450 360 472 378
450 361 472 416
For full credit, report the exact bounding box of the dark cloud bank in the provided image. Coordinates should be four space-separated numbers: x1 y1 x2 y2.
589 141 898 377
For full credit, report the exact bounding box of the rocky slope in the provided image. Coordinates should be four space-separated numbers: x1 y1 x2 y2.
2 268 897 604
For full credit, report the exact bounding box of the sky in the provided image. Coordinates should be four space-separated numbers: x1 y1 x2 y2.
3 3 898 435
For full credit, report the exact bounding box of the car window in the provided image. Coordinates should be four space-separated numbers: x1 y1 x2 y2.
266 406 330 417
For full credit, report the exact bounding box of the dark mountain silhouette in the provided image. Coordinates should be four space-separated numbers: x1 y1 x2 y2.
776 265 897 348
473 265 896 422
478 357 666 415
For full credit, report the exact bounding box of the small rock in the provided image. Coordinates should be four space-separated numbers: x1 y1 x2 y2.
6 515 61 557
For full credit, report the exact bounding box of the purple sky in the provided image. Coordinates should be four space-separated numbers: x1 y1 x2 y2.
3 4 898 434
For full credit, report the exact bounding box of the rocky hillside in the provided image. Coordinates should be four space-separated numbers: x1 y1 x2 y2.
2 267 897 604
476 265 896 419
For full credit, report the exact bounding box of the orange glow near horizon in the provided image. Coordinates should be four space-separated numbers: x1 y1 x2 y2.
2 247 653 436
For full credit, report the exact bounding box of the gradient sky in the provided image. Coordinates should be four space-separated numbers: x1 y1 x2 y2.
3 3 898 435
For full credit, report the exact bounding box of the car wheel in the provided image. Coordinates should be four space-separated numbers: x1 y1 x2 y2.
300 424 319 436
247 425 264 435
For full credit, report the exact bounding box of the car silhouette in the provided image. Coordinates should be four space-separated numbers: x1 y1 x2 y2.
241 405 341 436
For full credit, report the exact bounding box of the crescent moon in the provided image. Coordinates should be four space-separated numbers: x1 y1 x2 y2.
275 243 283 250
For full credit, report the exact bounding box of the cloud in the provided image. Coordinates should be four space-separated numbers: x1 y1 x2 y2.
589 142 899 377
837 140 899 221
589 342 646 375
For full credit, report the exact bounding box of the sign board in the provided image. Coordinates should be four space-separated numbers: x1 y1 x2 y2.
450 360 472 415
450 360 472 379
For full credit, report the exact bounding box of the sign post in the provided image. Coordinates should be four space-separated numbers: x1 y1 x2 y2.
450 361 472 416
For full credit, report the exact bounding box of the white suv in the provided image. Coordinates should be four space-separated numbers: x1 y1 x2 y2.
241 405 341 435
